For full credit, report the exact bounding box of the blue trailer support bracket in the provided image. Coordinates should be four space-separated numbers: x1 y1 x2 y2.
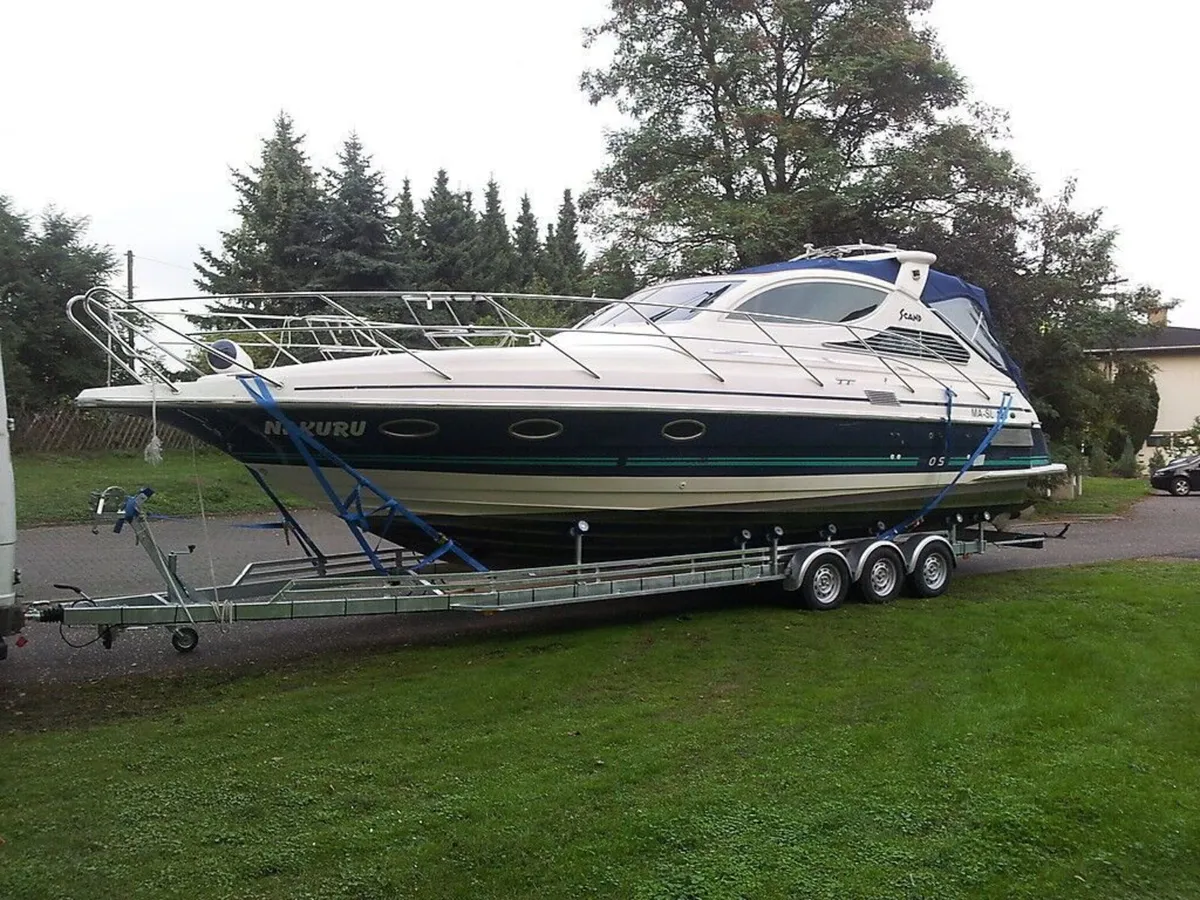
243 465 329 567
239 376 488 574
882 391 1014 541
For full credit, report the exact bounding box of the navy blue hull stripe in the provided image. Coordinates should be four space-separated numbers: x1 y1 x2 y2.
289 382 1035 415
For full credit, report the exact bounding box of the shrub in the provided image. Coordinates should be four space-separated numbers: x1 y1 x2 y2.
1148 448 1167 472
1087 442 1112 478
1112 435 1143 479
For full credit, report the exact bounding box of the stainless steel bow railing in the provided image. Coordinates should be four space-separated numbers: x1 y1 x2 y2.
66 286 996 401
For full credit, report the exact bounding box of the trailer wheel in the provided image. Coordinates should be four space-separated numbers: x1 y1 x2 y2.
908 543 954 598
858 546 904 604
801 555 850 611
170 626 199 654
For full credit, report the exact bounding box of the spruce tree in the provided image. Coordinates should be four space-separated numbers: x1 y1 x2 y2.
418 169 477 291
316 133 399 293
549 189 586 295
195 113 326 311
473 178 516 292
512 194 541 291
393 178 424 288
538 223 562 293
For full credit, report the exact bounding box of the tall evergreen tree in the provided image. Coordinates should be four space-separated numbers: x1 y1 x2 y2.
418 169 477 291
195 112 325 311
316 133 399 293
538 223 561 293
0 197 117 410
393 178 424 287
473 178 516 291
548 189 586 294
512 194 541 291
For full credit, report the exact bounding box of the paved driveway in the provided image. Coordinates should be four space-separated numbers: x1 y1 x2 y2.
2 494 1197 685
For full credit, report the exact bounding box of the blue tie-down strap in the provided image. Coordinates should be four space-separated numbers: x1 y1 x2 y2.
238 375 489 574
882 392 1013 540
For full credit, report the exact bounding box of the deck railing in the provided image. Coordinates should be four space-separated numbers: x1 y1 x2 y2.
67 285 996 402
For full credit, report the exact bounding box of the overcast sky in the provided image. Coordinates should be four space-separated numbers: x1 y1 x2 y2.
4 0 1196 326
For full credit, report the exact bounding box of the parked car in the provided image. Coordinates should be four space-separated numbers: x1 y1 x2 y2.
1150 454 1200 496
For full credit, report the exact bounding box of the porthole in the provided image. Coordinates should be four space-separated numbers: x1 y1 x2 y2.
509 418 564 441
662 419 707 442
380 418 440 439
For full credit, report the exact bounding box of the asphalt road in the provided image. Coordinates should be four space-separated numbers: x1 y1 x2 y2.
2 494 1198 685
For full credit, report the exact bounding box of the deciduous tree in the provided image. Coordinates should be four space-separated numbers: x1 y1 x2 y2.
582 0 1015 272
0 197 117 410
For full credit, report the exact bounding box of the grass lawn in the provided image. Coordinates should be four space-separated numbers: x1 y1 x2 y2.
1031 475 1151 520
13 450 304 527
3 561 1198 899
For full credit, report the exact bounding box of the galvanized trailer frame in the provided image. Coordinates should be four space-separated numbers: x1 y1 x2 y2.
25 486 1052 654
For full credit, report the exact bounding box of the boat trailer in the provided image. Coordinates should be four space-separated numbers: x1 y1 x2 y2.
20 485 1056 655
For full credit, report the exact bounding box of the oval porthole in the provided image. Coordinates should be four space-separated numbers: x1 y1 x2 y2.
380 418 440 439
509 418 564 441
662 419 707 442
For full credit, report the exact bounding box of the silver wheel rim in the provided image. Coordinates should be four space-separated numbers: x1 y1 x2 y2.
1174 480 1190 496
921 553 948 591
869 558 898 597
812 562 843 605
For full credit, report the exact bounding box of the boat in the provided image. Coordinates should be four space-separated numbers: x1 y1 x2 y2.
68 244 1064 566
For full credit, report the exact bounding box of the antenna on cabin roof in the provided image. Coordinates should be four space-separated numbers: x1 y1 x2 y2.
789 243 906 261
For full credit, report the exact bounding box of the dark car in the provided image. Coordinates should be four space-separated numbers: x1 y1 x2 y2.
1150 454 1200 496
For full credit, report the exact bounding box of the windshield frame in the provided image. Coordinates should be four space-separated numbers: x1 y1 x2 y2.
928 296 1008 372
574 279 743 330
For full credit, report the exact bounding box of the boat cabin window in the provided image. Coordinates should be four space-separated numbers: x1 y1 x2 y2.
727 281 887 324
930 297 1006 369
578 280 740 329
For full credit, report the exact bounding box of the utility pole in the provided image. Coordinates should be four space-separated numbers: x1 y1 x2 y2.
124 251 136 380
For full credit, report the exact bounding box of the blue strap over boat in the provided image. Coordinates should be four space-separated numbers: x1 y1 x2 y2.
239 375 488 575
942 386 956 460
881 391 1014 540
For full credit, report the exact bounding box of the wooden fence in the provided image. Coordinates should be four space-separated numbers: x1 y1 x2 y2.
11 405 195 455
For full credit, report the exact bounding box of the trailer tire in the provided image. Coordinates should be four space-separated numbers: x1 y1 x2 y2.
171 626 199 654
908 543 954 598
857 546 905 604
801 554 851 611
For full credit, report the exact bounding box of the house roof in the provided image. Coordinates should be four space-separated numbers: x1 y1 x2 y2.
1091 325 1200 353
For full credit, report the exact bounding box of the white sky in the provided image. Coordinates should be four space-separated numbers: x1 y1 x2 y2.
3 0 1196 326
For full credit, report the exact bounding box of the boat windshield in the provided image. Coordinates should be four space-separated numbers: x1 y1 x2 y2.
930 296 1007 369
576 280 740 329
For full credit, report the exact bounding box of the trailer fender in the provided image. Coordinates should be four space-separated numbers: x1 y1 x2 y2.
846 539 904 582
901 534 956 575
783 546 850 593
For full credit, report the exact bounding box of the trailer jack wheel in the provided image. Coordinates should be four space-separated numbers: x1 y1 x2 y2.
170 626 199 654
